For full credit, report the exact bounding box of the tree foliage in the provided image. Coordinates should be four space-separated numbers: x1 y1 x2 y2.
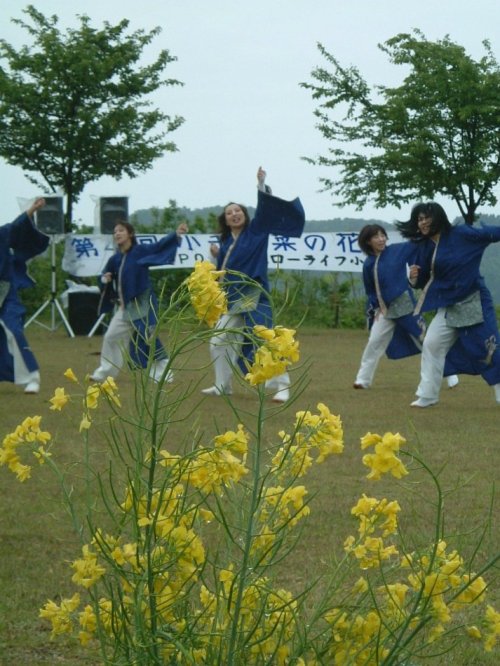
301 30 500 223
0 5 184 225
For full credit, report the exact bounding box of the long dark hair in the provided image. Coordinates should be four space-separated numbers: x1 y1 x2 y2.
217 203 251 241
357 224 388 255
113 220 137 246
396 202 452 240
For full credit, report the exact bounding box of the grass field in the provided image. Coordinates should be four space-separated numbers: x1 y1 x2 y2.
0 323 499 665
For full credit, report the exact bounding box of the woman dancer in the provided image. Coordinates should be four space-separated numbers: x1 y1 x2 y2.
91 219 187 383
353 224 458 390
397 202 500 407
0 198 48 394
201 167 305 403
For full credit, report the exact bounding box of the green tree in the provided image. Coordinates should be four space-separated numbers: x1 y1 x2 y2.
0 5 184 226
301 30 500 223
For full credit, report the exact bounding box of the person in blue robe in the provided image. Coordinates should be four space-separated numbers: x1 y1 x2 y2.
201 167 305 403
90 219 188 383
0 198 49 394
397 201 500 407
353 224 458 389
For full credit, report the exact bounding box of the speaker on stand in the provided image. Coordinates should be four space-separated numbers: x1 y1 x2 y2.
99 197 129 234
34 196 65 235
25 196 75 337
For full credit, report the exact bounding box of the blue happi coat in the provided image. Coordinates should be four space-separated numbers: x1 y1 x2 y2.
415 223 500 385
0 213 49 383
216 189 305 369
362 242 425 359
99 232 180 369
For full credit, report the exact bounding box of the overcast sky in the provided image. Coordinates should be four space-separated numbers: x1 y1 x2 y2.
1 0 499 227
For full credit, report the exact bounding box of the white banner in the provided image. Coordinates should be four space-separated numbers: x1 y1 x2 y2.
62 231 402 277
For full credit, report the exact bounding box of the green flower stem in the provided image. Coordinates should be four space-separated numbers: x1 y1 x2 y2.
226 385 266 665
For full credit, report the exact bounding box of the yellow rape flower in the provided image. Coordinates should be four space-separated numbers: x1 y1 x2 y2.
360 431 408 480
199 508 214 522
79 604 97 634
79 415 91 431
49 387 70 411
245 325 299 385
71 545 106 589
100 377 121 407
64 367 78 382
85 385 100 410
39 593 80 638
467 625 482 640
213 423 249 455
13 461 31 482
454 574 487 605
33 446 51 464
352 577 369 595
484 605 500 651
187 260 228 327
219 565 235 595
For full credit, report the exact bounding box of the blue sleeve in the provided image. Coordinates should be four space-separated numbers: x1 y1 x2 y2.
362 261 378 310
6 213 50 290
250 190 305 238
102 255 116 277
135 232 180 267
473 222 500 243
9 212 50 259
412 241 433 288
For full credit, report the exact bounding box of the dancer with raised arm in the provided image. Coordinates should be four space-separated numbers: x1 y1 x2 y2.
201 167 305 403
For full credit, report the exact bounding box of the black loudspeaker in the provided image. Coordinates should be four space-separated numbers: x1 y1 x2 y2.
100 197 129 234
67 292 103 335
35 196 64 234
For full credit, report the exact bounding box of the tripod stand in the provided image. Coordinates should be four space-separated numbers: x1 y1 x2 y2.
24 235 75 337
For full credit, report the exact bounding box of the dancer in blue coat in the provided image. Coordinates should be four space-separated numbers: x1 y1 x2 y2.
201 167 305 402
91 219 187 383
397 202 500 407
0 198 49 394
353 224 458 390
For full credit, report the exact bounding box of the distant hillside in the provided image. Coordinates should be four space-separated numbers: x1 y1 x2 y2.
132 206 240 226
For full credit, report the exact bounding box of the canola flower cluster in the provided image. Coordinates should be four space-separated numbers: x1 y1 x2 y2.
343 495 401 569
186 259 228 327
245 325 300 385
331 434 500 663
159 423 250 494
324 535 499 664
0 415 51 482
360 431 408 480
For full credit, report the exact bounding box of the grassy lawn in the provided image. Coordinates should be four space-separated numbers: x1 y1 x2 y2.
0 324 498 665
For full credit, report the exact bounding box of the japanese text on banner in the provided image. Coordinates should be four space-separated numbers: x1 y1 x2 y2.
62 231 402 277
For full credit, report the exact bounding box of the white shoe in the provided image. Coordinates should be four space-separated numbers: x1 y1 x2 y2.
90 369 106 383
446 375 459 389
271 388 289 403
24 381 40 394
201 385 232 396
493 383 500 403
411 398 438 408
151 369 174 384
